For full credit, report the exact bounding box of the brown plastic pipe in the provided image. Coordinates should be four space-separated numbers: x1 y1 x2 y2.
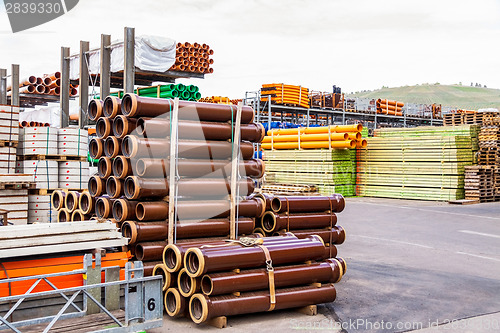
96 117 112 139
113 156 133 179
121 218 255 244
121 94 255 123
281 226 346 245
190 284 336 323
202 258 345 296
112 198 138 222
184 235 327 277
178 268 200 297
143 261 163 277
106 176 124 198
165 288 188 318
36 85 45 94
19 85 35 94
135 201 168 221
276 195 345 214
71 210 89 222
259 212 337 233
113 115 138 138
64 191 81 213
98 157 113 178
103 96 122 118
88 176 106 197
95 196 116 219
89 138 104 159
104 136 121 158
177 197 266 220
135 158 264 179
79 191 95 215
152 264 174 291
88 100 104 121
162 234 297 273
51 190 66 210
137 118 265 143
122 135 254 160
123 176 254 200
57 209 70 223
135 241 168 261
250 193 281 212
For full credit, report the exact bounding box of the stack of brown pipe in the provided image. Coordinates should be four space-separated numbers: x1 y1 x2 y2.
86 93 266 272
6 72 78 97
160 233 346 323
171 42 214 74
19 121 50 128
376 99 404 116
51 190 94 222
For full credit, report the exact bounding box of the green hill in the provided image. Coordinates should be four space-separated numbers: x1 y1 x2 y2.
349 84 500 110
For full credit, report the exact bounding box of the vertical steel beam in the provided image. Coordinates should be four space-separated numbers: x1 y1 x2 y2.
11 64 19 107
0 69 7 105
124 27 135 93
100 34 111 100
60 47 70 128
79 41 89 129
229 102 243 240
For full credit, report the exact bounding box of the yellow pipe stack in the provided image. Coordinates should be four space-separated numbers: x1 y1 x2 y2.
261 124 366 150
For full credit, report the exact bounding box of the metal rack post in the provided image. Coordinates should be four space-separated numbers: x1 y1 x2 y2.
124 27 135 93
100 34 111 99
168 98 180 244
60 47 70 128
11 64 19 107
79 41 89 129
229 102 243 240
0 69 6 105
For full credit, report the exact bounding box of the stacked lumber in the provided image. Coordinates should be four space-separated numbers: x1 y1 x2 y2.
87 94 266 273
171 42 214 74
261 84 309 108
0 174 34 225
464 166 497 202
357 125 479 201
51 190 94 222
0 105 19 174
197 96 239 105
263 149 357 197
260 184 319 196
0 251 129 297
110 84 201 101
6 72 78 97
0 221 126 258
159 195 346 323
261 124 366 150
376 99 403 116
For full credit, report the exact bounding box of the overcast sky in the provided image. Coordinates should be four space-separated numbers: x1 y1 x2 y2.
0 0 499 98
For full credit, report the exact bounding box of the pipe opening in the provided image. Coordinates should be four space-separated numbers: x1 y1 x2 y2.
89 139 100 158
262 212 276 232
124 178 135 199
136 118 146 136
270 197 281 212
136 159 146 177
135 244 145 261
122 95 132 116
200 276 213 295
80 193 90 213
121 222 132 239
114 117 124 137
190 296 203 321
96 199 106 218
185 250 200 276
136 203 145 220
88 177 99 196
88 101 99 120
165 290 177 314
72 211 83 221
178 270 192 295
104 138 115 157
122 136 132 157
112 199 123 220
51 191 63 210
103 98 114 117
96 118 107 138
58 210 69 222
98 158 110 178
113 157 124 178
66 193 76 211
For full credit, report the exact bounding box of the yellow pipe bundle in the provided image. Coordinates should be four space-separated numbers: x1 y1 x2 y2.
262 124 366 150
261 83 309 108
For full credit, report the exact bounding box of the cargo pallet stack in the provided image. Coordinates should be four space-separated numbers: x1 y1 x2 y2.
357 125 479 201
15 126 88 223
86 94 349 327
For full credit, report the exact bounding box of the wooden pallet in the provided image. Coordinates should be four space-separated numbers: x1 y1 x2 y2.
0 181 35 190
0 140 18 148
29 188 83 195
20 154 87 162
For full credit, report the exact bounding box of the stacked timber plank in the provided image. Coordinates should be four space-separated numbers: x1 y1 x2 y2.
0 221 126 258
263 149 357 197
357 125 479 201
260 184 319 196
261 84 309 108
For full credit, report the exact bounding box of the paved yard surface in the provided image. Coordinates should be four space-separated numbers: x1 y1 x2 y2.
151 198 500 332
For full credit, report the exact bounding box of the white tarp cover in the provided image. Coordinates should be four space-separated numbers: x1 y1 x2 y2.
69 35 176 80
19 104 79 128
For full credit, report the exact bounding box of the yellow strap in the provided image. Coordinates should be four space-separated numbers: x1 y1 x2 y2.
257 244 276 311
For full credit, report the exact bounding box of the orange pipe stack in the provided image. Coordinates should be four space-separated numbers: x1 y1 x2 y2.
198 96 236 105
171 42 214 74
376 99 404 116
261 124 367 149
261 84 309 108
6 72 78 97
